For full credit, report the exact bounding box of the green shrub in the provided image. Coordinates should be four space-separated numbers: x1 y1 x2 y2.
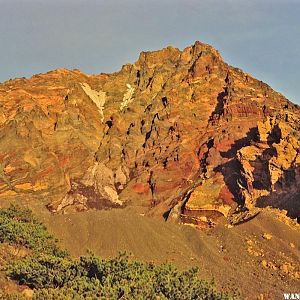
0 205 67 257
9 252 236 299
8 254 74 288
0 292 27 300
1 206 238 299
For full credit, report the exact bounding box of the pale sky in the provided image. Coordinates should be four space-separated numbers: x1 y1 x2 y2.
0 0 299 103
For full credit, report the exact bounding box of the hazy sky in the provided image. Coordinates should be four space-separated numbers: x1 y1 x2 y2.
0 0 299 103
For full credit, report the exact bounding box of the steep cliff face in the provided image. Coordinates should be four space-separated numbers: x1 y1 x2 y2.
0 41 299 226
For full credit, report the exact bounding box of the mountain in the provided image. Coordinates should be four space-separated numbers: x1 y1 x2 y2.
0 41 299 226
0 41 300 298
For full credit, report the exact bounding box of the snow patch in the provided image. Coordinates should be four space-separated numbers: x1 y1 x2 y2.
120 83 135 110
80 83 106 122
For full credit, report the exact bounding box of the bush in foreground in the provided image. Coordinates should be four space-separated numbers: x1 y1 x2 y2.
0 205 239 299
0 205 67 257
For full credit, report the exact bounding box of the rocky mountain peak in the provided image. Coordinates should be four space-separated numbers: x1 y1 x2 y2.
0 41 299 227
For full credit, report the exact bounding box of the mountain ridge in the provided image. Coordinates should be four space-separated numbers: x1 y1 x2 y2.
0 41 299 228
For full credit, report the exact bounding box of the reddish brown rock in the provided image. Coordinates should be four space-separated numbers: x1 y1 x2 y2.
0 41 299 226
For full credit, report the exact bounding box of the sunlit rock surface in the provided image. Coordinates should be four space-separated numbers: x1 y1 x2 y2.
0 41 299 226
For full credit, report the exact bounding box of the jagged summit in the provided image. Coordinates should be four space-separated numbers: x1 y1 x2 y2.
0 41 299 227
125 41 223 77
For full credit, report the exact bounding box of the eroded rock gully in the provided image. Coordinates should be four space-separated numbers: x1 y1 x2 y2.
0 41 299 227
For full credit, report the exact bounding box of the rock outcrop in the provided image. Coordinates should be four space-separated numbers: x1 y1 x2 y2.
0 41 299 226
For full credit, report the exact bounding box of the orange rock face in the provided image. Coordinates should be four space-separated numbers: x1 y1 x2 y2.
0 41 299 225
